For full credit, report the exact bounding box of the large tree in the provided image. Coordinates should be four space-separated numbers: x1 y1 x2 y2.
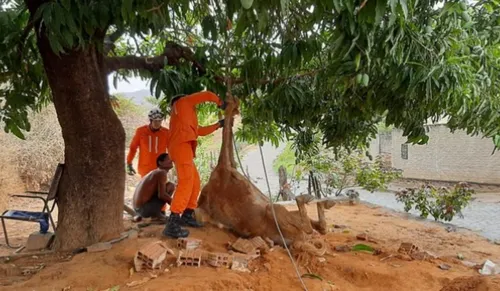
0 0 499 250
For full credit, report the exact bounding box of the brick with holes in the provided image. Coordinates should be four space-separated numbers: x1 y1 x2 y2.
207 252 233 268
134 241 173 272
397 242 419 255
177 238 202 250
250 236 269 253
177 250 203 267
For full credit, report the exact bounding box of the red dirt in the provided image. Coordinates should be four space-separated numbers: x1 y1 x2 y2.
1 203 500 291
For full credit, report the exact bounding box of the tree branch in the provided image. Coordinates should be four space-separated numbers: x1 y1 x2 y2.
105 41 321 87
17 12 35 61
105 41 208 75
104 28 125 54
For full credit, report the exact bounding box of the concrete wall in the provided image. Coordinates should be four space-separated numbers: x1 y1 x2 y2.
391 125 500 184
379 132 392 154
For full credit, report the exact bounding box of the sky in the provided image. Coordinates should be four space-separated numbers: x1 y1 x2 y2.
108 75 149 94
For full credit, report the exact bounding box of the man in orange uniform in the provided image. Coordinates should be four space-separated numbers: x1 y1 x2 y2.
128 107 223 216
126 108 169 178
163 91 226 238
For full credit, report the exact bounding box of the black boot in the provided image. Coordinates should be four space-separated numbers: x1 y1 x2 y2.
181 208 204 228
162 213 189 238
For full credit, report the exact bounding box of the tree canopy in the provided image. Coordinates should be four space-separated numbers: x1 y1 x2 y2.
1 0 500 154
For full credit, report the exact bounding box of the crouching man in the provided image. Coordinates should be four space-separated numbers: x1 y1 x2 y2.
132 153 175 221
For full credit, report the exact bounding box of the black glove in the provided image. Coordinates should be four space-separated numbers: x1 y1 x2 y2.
218 100 227 110
218 119 225 128
127 164 137 176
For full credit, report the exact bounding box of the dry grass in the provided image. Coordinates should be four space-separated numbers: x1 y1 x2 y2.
0 144 24 212
0 105 64 213
0 99 149 212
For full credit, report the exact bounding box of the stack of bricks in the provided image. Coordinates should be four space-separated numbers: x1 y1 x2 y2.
177 249 203 267
177 238 202 250
134 241 170 272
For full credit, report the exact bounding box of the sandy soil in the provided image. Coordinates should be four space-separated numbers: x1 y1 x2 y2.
1 203 500 291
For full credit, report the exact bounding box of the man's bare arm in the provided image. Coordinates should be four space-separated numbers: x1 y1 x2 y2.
157 174 172 204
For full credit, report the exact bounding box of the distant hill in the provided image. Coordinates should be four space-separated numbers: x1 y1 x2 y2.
118 89 152 105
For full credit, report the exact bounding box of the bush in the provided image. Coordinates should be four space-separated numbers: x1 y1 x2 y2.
0 144 24 212
0 105 65 190
395 182 474 222
0 97 148 196
274 143 402 197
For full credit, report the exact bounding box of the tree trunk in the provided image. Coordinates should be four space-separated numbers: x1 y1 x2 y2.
31 24 125 250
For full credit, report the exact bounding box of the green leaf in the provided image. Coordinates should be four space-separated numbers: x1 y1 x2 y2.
361 74 369 86
121 0 133 21
201 15 218 41
281 0 289 16
65 12 78 34
9 124 25 140
399 0 408 19
241 0 254 10
333 0 342 13
494 134 500 148
356 73 363 84
60 0 71 10
301 273 323 281
258 10 268 32
345 0 354 14
62 28 74 48
375 0 387 26
33 2 51 21
351 244 375 253
47 33 64 55
389 0 398 14
355 53 361 71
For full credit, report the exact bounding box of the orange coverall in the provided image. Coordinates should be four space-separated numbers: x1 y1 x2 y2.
168 91 222 214
127 125 170 177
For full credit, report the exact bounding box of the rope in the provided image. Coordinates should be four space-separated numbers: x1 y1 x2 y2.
258 143 309 291
224 20 308 290
233 135 249 179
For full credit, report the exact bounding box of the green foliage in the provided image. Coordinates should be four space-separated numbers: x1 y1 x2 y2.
273 143 296 174
274 141 402 195
395 182 474 222
1 0 500 156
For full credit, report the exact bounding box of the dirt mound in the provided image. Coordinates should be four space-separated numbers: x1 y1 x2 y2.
440 276 500 291
0 222 497 291
2 204 500 291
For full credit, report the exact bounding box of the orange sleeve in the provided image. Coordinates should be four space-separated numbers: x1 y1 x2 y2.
126 128 141 164
198 123 219 136
182 91 222 108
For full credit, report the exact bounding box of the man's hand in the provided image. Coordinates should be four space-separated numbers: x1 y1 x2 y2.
218 119 225 128
218 100 227 110
127 164 136 176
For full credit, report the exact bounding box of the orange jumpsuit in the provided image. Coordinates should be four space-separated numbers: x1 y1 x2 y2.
168 91 222 214
127 125 170 177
